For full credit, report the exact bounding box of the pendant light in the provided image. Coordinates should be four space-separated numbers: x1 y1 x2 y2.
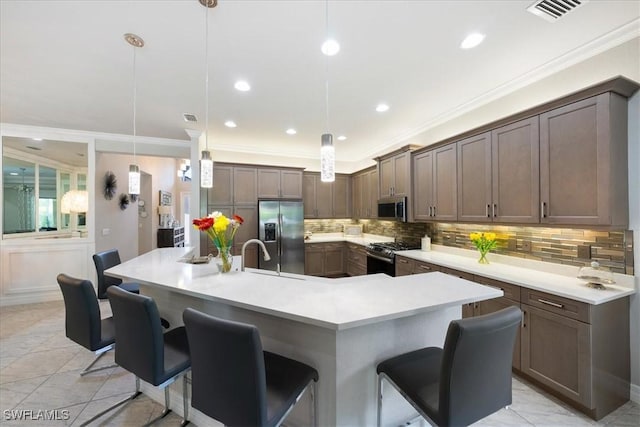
320 0 335 183
199 0 217 188
124 33 144 195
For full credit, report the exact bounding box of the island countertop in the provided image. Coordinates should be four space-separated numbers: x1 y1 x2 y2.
106 247 502 330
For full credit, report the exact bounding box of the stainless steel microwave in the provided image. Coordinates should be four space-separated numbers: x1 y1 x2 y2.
377 196 407 222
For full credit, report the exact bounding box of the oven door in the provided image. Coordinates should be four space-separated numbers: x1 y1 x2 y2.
366 252 395 277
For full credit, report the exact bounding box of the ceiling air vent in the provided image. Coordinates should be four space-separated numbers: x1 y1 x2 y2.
527 0 589 23
183 113 198 123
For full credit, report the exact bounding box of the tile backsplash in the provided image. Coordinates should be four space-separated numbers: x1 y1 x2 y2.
304 219 633 274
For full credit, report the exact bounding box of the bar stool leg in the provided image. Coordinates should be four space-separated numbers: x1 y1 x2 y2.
181 374 190 427
377 375 383 427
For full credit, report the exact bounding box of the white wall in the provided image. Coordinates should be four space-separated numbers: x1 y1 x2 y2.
95 152 180 261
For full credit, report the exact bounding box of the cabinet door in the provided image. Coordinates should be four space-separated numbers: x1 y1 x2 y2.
281 170 303 198
303 173 318 218
324 243 345 276
413 151 433 220
457 132 491 222
492 117 539 223
367 169 379 218
304 245 325 276
333 175 350 218
379 157 393 198
393 152 411 197
395 256 414 276
257 169 281 198
233 205 258 245
233 167 257 205
208 166 233 206
540 94 610 225
477 297 522 370
521 304 592 407
433 145 457 220
352 173 362 218
316 180 333 218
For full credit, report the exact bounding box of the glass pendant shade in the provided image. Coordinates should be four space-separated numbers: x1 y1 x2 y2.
320 133 335 183
200 150 214 188
128 164 140 195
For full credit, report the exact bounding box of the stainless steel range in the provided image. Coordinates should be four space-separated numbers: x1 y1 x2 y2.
366 241 419 276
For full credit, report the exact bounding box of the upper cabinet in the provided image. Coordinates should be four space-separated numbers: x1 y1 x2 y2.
540 93 628 226
352 167 378 219
303 173 350 218
413 145 457 221
257 168 303 199
377 146 418 198
206 165 257 207
457 117 540 223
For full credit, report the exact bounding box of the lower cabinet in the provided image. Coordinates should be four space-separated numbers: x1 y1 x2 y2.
395 256 439 276
304 242 345 277
346 243 367 276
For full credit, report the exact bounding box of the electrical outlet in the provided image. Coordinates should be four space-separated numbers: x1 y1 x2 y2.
522 240 532 252
577 244 591 259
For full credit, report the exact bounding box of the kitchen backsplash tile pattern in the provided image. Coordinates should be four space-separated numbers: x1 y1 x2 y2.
304 219 633 274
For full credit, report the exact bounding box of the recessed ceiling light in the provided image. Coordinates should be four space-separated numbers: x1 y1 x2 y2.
376 104 390 112
321 39 340 56
286 128 297 135
460 33 485 49
9 172 18 176
337 135 347 141
234 80 251 91
224 120 237 128
32 137 43 141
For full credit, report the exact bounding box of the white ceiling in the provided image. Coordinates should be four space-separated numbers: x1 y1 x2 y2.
1 0 639 167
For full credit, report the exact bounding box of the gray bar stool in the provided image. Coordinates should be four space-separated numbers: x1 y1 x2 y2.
183 308 319 427
81 286 191 426
376 306 522 426
93 249 139 299
56 273 118 376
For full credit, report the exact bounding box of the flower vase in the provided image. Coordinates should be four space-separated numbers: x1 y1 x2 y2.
215 245 233 273
478 250 490 264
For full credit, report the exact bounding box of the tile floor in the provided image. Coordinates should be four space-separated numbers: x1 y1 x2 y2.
0 301 638 426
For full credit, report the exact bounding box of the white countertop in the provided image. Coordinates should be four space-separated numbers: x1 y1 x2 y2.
304 232 393 246
106 247 502 330
396 246 635 305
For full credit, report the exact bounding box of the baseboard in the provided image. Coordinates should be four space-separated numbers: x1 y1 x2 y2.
0 292 62 307
631 383 640 404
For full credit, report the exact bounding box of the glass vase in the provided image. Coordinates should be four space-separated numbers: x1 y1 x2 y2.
478 250 490 264
214 244 233 273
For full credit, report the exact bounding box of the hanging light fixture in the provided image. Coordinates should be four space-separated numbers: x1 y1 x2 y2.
320 0 336 183
199 0 217 188
124 32 144 195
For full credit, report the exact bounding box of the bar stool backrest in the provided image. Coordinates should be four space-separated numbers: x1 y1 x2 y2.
57 273 103 351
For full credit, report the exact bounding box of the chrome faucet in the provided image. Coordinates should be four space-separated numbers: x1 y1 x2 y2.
241 239 271 271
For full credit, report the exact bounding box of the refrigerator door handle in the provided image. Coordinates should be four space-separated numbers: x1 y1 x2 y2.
277 212 283 272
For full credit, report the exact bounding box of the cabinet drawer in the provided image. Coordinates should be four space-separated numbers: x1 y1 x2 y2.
521 289 589 323
413 261 438 274
440 267 475 281
305 244 325 252
395 256 414 276
347 261 366 277
348 251 366 266
473 276 521 302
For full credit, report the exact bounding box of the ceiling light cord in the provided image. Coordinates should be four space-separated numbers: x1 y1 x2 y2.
205 4 209 151
132 44 137 162
325 0 330 133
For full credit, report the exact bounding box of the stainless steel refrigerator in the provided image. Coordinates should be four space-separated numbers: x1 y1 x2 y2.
258 200 305 274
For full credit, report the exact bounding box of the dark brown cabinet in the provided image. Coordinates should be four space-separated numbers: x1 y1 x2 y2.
304 242 346 277
457 117 540 223
539 93 629 226
395 255 440 277
258 168 303 199
303 173 351 219
413 145 457 221
352 167 378 219
157 226 185 248
204 164 257 207
377 148 415 198
346 243 367 276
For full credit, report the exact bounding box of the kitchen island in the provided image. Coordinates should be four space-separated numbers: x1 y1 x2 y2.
106 247 502 427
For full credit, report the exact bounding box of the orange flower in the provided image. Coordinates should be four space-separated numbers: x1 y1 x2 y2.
232 214 244 225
